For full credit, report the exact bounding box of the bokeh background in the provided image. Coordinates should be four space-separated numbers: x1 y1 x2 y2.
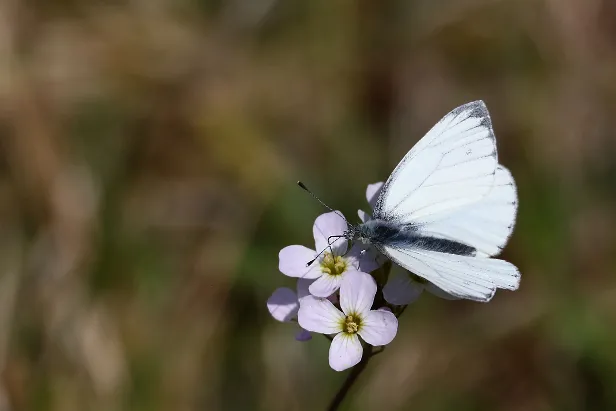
1 0 616 410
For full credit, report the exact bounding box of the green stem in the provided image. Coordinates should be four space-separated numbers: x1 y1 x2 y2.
327 345 373 411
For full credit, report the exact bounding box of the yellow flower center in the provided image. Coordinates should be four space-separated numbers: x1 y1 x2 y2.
342 314 361 334
320 252 347 276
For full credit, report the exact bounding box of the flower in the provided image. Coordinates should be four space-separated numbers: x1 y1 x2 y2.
359 181 457 303
298 271 398 371
279 211 378 298
383 265 458 305
358 182 383 223
357 182 389 267
267 278 313 341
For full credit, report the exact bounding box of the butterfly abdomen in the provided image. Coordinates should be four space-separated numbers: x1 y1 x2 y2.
358 219 476 256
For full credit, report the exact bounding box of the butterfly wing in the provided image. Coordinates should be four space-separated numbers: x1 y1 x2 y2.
413 165 518 257
380 245 520 302
372 101 520 301
374 100 498 223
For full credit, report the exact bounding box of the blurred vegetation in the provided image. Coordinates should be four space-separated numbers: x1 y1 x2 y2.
0 0 615 410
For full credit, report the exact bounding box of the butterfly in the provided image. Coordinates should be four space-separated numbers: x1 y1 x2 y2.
344 101 519 302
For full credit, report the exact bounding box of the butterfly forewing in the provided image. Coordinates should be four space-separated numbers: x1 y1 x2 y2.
374 101 498 223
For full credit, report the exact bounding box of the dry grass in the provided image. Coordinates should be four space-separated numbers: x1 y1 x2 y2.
0 0 615 410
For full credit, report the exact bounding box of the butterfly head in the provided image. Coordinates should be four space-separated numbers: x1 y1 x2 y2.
342 223 372 245
342 225 356 242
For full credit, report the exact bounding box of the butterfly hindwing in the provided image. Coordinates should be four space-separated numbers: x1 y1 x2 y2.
379 245 520 302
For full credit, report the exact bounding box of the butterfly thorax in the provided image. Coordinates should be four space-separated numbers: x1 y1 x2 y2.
347 219 477 256
350 219 418 246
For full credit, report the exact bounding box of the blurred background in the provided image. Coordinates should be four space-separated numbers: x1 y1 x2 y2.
1 0 616 410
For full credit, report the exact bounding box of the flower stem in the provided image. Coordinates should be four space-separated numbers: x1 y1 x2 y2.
395 304 408 318
327 345 373 411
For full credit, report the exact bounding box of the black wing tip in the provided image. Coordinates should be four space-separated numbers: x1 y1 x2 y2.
468 100 487 110
450 100 494 134
454 100 488 115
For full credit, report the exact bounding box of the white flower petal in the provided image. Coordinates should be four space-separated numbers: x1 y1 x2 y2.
267 288 299 322
296 278 314 301
313 211 348 255
340 249 360 271
340 271 376 316
298 296 344 334
279 245 322 279
425 282 459 300
359 310 398 346
383 270 423 305
329 333 363 372
358 209 371 223
295 328 312 341
366 182 384 209
309 274 343 298
347 245 380 273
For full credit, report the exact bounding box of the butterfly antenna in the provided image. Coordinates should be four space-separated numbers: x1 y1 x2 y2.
306 236 343 266
297 181 348 224
306 247 329 267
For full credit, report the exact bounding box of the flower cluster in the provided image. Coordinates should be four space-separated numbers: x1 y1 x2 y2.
267 183 456 371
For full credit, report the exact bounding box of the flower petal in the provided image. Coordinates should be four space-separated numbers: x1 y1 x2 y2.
358 209 371 223
366 182 384 209
340 271 376 316
295 328 312 341
327 292 339 305
296 278 314 301
329 333 363 372
298 296 344 334
309 274 344 298
346 245 380 273
425 282 459 300
313 211 348 255
383 270 423 305
267 287 299 322
359 309 398 346
279 245 321 279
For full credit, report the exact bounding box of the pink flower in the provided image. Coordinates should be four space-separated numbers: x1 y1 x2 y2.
298 271 398 371
357 182 388 266
267 279 313 341
357 182 383 223
383 265 458 305
278 211 378 298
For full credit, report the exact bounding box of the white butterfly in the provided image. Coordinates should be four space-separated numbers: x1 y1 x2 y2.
345 101 520 302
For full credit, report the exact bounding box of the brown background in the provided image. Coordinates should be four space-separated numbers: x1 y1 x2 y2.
0 0 615 410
